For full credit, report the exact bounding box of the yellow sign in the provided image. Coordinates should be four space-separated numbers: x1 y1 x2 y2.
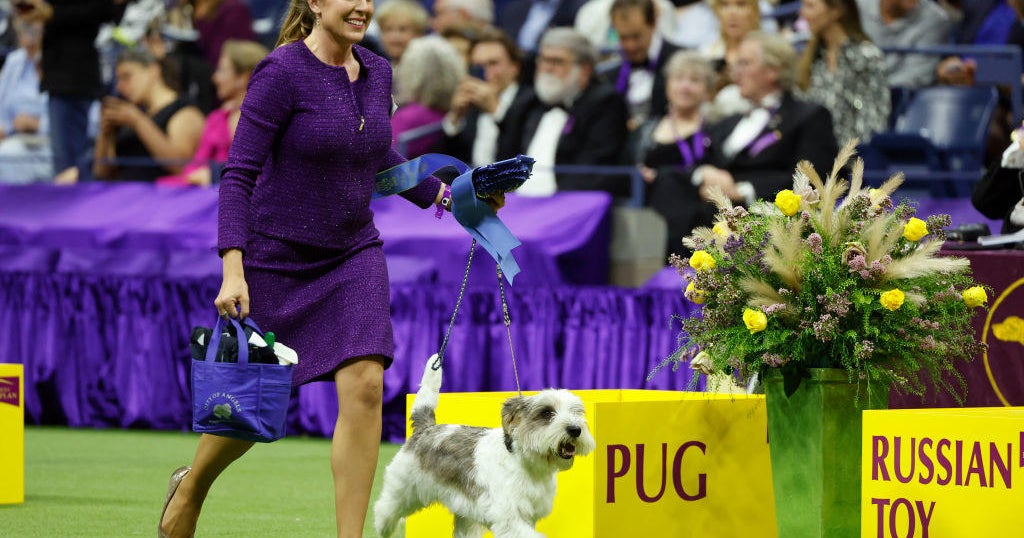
0 363 24 505
403 389 776 537
862 408 1024 537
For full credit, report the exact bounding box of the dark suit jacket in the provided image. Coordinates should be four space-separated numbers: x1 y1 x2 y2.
972 164 1023 234
597 40 682 123
498 0 588 51
444 85 533 165
702 92 839 199
498 80 631 196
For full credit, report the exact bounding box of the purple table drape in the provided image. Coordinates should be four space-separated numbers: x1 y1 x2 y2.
0 183 612 286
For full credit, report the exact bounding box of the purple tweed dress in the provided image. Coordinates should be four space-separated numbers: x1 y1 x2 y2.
218 41 441 386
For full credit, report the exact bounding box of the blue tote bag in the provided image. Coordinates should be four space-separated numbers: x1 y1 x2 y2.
191 316 293 442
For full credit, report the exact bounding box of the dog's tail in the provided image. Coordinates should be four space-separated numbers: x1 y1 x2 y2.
409 353 443 431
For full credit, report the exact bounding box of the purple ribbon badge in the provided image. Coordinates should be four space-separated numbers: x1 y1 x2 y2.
562 116 575 135
0 376 19 407
748 129 781 157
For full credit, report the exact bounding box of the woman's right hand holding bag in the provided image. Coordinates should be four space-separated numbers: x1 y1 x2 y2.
215 249 249 319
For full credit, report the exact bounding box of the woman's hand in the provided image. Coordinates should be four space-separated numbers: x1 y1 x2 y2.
639 165 657 184
186 166 213 186
101 97 145 130
215 249 249 319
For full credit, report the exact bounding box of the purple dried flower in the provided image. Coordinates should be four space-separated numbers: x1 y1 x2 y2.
848 254 867 272
806 233 823 255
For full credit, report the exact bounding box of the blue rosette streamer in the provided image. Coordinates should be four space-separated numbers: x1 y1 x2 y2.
373 154 533 284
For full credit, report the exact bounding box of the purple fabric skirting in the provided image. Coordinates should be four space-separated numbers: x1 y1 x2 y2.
0 261 698 442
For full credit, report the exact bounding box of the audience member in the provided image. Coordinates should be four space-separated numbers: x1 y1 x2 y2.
500 0 588 53
796 0 889 144
599 0 683 129
972 122 1024 234
699 0 763 119
392 35 466 158
633 50 716 257
856 0 953 89
188 0 257 69
666 0 722 48
0 18 51 184
692 31 838 205
439 23 479 65
375 0 429 64
574 0 680 53
90 48 204 182
499 27 630 196
444 28 530 166
142 17 216 113
432 0 495 33
158 39 268 186
17 0 127 178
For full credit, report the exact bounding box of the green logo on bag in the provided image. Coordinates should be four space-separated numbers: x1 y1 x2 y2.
213 403 232 420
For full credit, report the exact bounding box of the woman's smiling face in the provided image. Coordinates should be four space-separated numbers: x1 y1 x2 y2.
311 0 374 44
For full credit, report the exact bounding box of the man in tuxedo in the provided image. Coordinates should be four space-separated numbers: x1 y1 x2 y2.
499 0 587 53
498 27 630 196
693 31 838 206
443 28 530 167
600 0 681 129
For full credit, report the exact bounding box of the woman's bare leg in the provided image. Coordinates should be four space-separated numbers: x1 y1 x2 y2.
159 434 255 537
331 356 385 538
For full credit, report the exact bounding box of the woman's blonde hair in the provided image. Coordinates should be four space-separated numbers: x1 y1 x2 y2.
276 0 316 47
393 35 465 110
664 50 716 93
221 39 270 74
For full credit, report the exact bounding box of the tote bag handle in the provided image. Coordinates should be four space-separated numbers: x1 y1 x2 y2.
203 316 264 364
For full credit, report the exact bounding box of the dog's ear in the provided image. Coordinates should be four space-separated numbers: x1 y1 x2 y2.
501 396 527 452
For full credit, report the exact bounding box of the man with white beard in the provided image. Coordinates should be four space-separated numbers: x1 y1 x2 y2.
498 27 630 197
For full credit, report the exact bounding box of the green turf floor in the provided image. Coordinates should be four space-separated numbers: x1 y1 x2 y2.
2 427 401 537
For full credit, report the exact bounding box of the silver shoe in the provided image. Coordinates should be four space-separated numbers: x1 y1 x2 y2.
158 465 191 538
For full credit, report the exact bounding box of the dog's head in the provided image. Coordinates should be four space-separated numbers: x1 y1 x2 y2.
501 389 595 471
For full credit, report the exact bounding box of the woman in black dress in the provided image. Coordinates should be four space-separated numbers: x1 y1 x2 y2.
634 50 716 258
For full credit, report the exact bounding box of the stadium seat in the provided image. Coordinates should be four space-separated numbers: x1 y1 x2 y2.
862 86 998 197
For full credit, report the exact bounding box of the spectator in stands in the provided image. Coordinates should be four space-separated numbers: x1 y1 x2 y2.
439 23 479 65
90 48 205 182
699 0 763 119
500 0 588 53
499 27 630 196
143 17 216 114
431 0 495 33
575 0 682 54
392 35 466 158
17 0 127 179
796 0 889 144
599 0 683 130
375 0 428 64
856 0 953 89
634 50 716 257
692 31 837 205
188 0 257 69
444 28 530 166
666 0 722 49
0 18 52 184
972 122 1024 234
158 39 268 186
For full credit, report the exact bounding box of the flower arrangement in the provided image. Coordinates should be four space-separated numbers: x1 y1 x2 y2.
672 142 988 400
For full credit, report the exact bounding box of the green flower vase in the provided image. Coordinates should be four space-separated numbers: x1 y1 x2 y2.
764 368 889 538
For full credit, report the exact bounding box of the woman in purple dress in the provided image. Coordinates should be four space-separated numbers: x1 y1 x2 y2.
157 1 490 536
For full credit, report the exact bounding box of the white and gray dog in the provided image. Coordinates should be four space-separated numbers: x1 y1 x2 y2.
374 355 595 538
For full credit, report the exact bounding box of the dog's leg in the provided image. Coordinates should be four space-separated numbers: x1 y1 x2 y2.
453 515 486 538
373 456 423 538
490 519 544 538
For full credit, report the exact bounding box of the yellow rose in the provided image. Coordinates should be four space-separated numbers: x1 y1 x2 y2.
903 217 928 241
743 308 768 333
963 286 988 308
685 282 707 304
689 250 716 271
712 222 729 237
879 289 905 311
774 189 802 216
